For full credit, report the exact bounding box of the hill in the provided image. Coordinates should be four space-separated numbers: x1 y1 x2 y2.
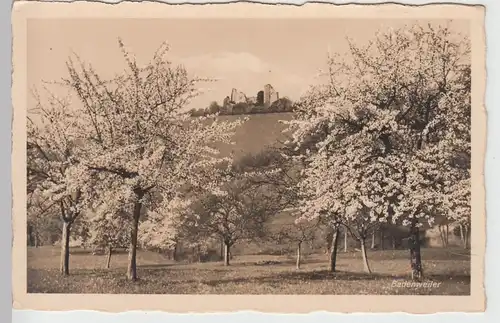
191 84 294 117
214 112 294 159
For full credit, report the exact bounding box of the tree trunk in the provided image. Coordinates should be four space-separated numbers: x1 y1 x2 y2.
409 221 423 281
224 242 230 266
464 225 470 249
459 224 465 245
445 224 449 246
60 221 71 276
27 225 32 246
172 242 178 261
392 236 396 250
360 237 372 274
197 245 202 262
343 228 348 253
127 199 142 281
296 242 302 270
220 238 224 261
371 230 376 249
105 246 112 269
438 226 444 247
325 230 333 254
329 227 340 272
439 225 448 247
379 228 384 250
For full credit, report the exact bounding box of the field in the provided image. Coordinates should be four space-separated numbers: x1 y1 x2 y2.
27 113 470 296
215 112 293 158
27 246 470 295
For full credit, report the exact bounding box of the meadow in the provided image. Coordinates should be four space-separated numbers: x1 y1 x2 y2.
25 22 474 302
27 112 470 296
27 246 470 295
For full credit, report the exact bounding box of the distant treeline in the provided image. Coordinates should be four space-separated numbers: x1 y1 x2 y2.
190 98 295 117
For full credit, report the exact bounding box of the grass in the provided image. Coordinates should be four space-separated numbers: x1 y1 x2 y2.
26 114 470 295
27 246 470 295
214 113 293 158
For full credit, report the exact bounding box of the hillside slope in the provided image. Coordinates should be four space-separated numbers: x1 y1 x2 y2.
215 112 294 159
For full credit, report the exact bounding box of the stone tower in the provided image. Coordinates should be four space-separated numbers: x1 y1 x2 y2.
230 88 247 103
230 88 238 103
263 84 279 105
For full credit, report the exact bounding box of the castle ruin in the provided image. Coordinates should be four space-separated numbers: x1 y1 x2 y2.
222 84 280 113
230 88 247 104
263 84 279 106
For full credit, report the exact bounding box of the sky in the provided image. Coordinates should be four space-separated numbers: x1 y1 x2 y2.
27 18 469 111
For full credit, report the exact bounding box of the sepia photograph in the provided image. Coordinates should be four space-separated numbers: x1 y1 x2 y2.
11 1 486 313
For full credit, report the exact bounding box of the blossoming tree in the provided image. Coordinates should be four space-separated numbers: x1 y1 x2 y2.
286 23 471 280
27 91 93 275
27 187 58 247
46 40 242 280
275 216 320 270
85 199 131 269
138 195 192 259
191 174 280 266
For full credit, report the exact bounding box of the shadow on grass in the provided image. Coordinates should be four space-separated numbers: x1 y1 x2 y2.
138 270 402 287
273 270 394 281
164 269 471 288
137 263 176 270
423 273 471 283
26 265 471 295
38 264 470 285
